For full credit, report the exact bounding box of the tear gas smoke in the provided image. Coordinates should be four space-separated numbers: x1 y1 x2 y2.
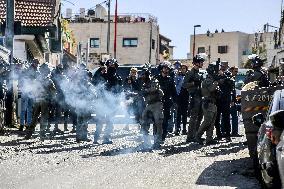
13 62 136 125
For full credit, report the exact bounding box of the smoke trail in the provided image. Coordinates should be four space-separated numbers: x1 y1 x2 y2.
13 61 137 130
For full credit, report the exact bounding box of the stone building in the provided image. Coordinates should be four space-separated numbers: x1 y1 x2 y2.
65 7 173 69
190 31 276 68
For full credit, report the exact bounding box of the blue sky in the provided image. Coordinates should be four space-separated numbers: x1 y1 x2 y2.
62 0 281 59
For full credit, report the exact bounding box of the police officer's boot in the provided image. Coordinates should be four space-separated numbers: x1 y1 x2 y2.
64 123 68 132
71 125 76 133
24 128 34 140
19 125 24 132
174 128 180 136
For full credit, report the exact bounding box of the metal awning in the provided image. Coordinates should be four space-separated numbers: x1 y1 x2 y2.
26 39 43 59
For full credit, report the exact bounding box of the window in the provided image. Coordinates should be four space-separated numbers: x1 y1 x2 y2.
218 45 228 54
123 38 138 47
198 47 205 53
152 39 155 50
90 38 99 48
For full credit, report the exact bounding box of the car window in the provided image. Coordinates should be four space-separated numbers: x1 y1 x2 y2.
267 90 284 120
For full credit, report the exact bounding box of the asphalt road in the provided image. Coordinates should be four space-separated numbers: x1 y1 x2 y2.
0 123 260 189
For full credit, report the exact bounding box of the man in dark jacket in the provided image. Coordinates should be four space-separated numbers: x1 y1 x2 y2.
155 61 177 141
24 63 56 140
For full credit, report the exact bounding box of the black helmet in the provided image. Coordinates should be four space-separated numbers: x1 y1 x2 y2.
193 54 205 64
159 61 171 70
140 68 151 78
248 54 263 68
105 58 118 68
206 63 217 75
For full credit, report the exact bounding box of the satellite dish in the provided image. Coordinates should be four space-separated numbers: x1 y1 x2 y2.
95 4 107 20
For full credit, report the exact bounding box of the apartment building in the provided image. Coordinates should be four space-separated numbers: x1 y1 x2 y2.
190 31 275 68
66 7 173 69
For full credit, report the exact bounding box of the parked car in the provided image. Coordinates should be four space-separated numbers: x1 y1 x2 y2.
271 109 284 189
252 89 284 188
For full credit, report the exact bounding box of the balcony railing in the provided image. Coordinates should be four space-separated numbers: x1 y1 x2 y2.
65 13 158 25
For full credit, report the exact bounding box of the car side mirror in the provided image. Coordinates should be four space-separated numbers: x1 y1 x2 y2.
270 110 284 129
252 113 265 127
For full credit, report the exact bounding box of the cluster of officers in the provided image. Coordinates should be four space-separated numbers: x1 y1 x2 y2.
3 54 267 150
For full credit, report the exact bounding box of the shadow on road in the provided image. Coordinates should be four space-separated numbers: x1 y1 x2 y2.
196 157 260 189
160 140 246 157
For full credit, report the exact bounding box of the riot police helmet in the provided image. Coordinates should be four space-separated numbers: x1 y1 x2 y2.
193 54 205 65
140 68 151 78
248 54 263 68
206 62 217 75
161 61 171 69
105 58 119 68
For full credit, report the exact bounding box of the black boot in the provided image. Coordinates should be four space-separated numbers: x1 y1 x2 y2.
19 125 24 132
24 129 33 140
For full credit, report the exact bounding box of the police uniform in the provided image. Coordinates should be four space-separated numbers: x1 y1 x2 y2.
25 63 56 140
140 71 164 149
155 70 177 140
243 55 269 171
183 66 203 142
195 66 218 145
93 59 122 144
215 70 234 141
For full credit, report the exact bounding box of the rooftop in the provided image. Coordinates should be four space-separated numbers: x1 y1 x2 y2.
65 12 158 25
0 0 57 27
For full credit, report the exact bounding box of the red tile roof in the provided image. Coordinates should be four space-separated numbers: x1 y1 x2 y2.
0 0 56 27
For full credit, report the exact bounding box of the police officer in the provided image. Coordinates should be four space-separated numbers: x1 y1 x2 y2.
183 55 204 142
140 68 164 149
195 63 219 145
50 64 68 134
243 55 269 175
244 54 269 87
215 61 234 142
24 63 56 140
155 61 177 140
229 66 240 137
93 58 122 144
124 67 143 125
75 63 93 142
0 61 9 133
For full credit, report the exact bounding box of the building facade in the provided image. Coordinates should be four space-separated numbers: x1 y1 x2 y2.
190 31 276 68
66 8 173 69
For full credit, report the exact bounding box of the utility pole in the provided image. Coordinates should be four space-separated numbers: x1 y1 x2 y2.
107 0 110 55
114 0 117 59
5 0 15 128
5 0 15 61
148 21 153 63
